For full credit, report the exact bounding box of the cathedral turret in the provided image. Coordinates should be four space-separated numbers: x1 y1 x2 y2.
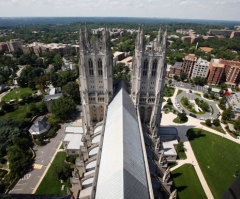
84 24 90 50
102 26 110 52
79 25 85 52
135 25 145 53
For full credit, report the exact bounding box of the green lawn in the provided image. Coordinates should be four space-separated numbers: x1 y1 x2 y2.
180 97 205 115
2 87 36 102
0 104 30 120
177 89 183 96
171 164 207 199
187 128 240 198
35 152 67 194
194 93 201 97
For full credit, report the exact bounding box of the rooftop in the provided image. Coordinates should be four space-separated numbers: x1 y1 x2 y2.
63 133 83 150
162 139 178 156
95 88 150 199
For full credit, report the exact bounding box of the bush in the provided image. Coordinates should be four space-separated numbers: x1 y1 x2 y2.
46 125 60 138
178 112 188 122
176 141 184 153
66 155 78 164
51 96 76 121
204 93 208 98
167 98 173 105
205 119 212 126
213 119 220 126
55 162 72 181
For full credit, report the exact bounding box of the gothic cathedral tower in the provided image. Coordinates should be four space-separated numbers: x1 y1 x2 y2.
131 26 168 131
79 25 113 131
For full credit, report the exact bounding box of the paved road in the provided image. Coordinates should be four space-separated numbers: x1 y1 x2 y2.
176 90 220 120
10 125 65 194
168 79 208 94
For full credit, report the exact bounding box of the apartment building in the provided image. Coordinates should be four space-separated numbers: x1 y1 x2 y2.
191 58 209 79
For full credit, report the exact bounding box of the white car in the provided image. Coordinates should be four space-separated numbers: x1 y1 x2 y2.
200 117 205 120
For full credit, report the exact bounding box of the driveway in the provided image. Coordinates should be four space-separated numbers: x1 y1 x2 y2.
10 125 65 194
176 90 220 120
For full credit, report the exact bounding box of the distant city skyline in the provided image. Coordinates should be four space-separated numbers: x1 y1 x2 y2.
0 0 240 21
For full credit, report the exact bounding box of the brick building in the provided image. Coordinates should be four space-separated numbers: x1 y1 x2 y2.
181 54 197 78
206 59 225 85
169 62 182 77
221 59 240 87
207 59 240 87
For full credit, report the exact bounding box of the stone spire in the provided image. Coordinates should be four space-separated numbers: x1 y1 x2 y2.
102 26 110 52
84 23 90 50
135 25 144 53
156 26 162 48
161 27 168 52
79 25 85 52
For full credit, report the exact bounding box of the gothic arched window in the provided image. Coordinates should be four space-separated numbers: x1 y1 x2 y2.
89 59 94 76
98 59 103 76
142 59 148 76
152 59 158 77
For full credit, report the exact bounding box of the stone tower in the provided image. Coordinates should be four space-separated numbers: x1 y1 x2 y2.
131 26 168 131
79 25 113 131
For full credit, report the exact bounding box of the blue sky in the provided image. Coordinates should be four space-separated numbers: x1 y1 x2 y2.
0 0 240 21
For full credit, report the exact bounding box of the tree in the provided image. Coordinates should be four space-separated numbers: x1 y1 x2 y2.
222 107 232 121
0 117 29 157
208 87 212 93
178 112 188 122
168 79 172 85
51 96 76 121
167 98 173 105
213 119 220 126
62 81 80 103
180 72 187 81
53 54 63 71
205 119 212 126
204 93 208 98
193 76 207 86
7 145 32 178
220 83 228 91
176 141 184 153
55 162 72 181
173 75 180 81
113 63 130 82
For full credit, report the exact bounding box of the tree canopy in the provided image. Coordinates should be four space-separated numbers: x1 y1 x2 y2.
51 96 76 121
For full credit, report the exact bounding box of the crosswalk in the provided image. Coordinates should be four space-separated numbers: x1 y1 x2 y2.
33 163 43 170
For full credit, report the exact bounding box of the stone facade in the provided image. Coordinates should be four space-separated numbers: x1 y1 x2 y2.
131 26 168 131
79 25 113 131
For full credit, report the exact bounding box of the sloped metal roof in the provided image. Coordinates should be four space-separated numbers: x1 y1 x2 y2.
95 88 150 199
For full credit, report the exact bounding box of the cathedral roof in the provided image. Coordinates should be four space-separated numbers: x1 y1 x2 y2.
95 87 150 199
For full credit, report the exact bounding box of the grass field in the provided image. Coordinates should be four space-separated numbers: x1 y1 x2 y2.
187 128 240 198
0 104 30 120
35 152 67 194
171 164 207 199
2 87 36 102
177 89 183 96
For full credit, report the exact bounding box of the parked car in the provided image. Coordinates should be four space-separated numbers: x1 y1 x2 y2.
189 90 192 93
189 113 197 118
200 117 205 120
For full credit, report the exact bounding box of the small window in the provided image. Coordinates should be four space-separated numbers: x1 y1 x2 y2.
98 59 103 76
89 59 94 76
142 59 148 76
152 59 158 77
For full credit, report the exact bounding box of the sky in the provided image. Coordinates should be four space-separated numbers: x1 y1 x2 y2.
0 0 240 21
